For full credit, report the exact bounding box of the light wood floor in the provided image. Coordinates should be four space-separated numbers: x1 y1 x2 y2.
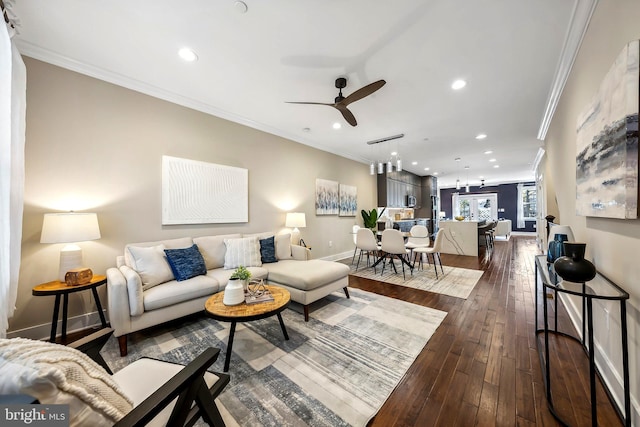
350 235 623 427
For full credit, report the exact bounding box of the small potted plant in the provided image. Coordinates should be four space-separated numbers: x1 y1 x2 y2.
230 266 252 290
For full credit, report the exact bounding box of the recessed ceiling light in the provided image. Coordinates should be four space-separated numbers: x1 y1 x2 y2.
424 167 430 171
302 127 311 132
489 158 496 162
455 157 461 162
451 79 466 90
484 150 493 154
493 165 500 168
433 172 439 175
391 151 398 156
178 48 198 62
412 161 418 165
332 122 341 130
475 133 487 140
479 175 484 179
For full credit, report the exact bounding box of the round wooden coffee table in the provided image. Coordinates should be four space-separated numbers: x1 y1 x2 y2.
204 285 291 371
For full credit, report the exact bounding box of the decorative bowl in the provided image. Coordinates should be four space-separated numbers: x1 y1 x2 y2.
454 216 465 221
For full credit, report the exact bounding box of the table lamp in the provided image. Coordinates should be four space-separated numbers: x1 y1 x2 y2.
40 212 101 281
285 212 306 245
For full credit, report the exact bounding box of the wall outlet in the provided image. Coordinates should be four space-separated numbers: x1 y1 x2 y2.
328 240 333 247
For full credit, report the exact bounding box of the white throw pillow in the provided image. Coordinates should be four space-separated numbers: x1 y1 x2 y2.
275 233 293 260
127 245 174 290
0 338 133 426
224 237 262 269
194 234 242 270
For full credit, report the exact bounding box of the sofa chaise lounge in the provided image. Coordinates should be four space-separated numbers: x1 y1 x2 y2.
107 232 350 356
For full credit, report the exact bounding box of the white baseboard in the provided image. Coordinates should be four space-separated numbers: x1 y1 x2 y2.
7 309 109 341
320 250 353 262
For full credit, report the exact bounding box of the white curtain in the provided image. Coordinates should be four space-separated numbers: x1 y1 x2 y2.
516 183 525 228
0 16 26 338
451 193 459 217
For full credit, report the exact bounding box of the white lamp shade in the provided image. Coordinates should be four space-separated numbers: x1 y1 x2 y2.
285 212 306 228
41 213 101 243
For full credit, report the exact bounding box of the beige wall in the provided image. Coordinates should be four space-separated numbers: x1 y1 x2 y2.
544 1 640 419
11 58 376 336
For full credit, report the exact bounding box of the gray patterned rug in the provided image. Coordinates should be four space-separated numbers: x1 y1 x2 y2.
100 288 447 426
345 257 484 299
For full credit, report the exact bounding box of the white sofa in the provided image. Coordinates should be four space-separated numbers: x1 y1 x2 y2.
107 232 350 356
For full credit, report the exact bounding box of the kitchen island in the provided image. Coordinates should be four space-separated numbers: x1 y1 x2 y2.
438 220 480 256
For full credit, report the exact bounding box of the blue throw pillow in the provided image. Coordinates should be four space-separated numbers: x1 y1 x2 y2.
260 236 277 263
164 244 207 281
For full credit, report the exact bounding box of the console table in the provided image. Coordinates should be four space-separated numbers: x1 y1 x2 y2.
534 255 630 427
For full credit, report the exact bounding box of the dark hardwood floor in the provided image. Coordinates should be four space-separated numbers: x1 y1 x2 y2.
351 235 623 427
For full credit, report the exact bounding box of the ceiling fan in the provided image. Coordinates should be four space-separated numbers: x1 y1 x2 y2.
286 77 386 127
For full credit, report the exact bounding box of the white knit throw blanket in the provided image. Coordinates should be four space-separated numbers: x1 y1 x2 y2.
0 338 133 421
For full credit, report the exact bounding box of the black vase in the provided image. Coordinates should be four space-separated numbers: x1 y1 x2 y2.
547 233 568 263
553 243 596 282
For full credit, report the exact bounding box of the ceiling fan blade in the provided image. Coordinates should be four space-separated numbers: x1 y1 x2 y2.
285 101 334 106
342 80 386 106
335 105 357 126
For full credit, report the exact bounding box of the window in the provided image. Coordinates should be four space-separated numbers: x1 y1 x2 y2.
521 186 537 220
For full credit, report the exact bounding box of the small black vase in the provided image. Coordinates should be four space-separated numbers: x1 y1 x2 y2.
553 243 596 282
547 233 568 263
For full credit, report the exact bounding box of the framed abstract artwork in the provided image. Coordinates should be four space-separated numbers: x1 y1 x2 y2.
162 155 248 224
576 40 639 219
339 184 357 216
315 179 339 215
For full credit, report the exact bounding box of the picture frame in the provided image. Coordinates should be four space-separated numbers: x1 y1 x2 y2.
339 184 357 216
315 179 339 215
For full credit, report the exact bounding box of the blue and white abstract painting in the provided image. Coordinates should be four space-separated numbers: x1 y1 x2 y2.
576 40 639 219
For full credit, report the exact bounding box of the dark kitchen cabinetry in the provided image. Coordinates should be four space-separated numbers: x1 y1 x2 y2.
377 170 421 208
416 175 438 235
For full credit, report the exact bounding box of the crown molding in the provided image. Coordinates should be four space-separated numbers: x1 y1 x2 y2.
537 0 598 141
15 40 370 166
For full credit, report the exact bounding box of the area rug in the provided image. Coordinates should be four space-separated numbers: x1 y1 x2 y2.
100 288 447 427
346 258 484 299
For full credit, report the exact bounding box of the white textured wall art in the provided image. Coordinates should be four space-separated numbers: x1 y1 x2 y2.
576 40 639 219
316 179 339 215
339 184 357 216
162 156 248 224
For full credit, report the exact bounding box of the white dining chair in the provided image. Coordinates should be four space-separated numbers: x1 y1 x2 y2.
355 227 380 271
405 224 430 260
412 229 445 278
380 229 413 279
351 224 360 264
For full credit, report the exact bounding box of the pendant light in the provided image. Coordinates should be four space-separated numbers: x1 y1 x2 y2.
369 161 375 175
465 166 470 192
455 157 461 190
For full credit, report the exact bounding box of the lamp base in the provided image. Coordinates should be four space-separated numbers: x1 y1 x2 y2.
59 244 84 282
290 228 301 245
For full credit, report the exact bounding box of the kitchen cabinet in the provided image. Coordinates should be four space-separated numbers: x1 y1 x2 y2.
377 170 422 207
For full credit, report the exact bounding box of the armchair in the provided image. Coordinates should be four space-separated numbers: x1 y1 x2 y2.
0 329 230 426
